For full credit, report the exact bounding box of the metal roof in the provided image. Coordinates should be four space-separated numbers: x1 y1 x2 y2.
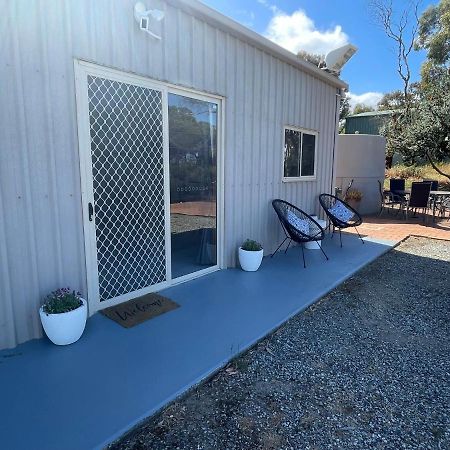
347 110 395 118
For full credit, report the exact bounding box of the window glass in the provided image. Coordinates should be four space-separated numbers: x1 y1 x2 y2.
168 93 218 278
283 129 300 177
301 133 315 176
283 127 316 179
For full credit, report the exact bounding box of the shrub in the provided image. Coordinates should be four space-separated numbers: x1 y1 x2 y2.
345 189 363 201
42 288 83 314
385 163 450 190
241 239 263 251
386 164 424 180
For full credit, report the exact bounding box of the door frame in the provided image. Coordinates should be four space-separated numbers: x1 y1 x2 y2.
74 60 225 315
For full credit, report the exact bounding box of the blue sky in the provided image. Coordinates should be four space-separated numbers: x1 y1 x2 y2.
203 0 431 110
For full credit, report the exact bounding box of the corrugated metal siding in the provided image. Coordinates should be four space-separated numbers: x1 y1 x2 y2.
0 0 339 349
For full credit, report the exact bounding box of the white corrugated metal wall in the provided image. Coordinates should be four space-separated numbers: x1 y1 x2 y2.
0 0 343 349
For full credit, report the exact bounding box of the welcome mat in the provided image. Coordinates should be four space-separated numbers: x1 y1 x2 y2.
101 293 180 328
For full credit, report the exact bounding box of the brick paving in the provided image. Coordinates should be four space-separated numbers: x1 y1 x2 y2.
344 211 450 243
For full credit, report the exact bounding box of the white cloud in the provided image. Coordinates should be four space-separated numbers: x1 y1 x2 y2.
348 92 384 111
257 0 280 15
262 8 349 56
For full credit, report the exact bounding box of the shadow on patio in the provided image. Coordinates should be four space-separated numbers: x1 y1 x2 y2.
0 234 394 450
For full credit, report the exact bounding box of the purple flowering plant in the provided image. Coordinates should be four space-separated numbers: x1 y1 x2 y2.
42 287 83 315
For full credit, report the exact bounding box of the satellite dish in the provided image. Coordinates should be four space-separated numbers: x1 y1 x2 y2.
324 44 357 73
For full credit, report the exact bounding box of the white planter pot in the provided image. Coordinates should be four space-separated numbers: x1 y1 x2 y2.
305 241 321 250
305 218 327 250
39 299 87 345
238 247 264 272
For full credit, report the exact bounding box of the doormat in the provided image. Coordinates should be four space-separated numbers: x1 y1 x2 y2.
101 293 180 328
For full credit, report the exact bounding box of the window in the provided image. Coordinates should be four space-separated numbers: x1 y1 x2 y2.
283 127 317 180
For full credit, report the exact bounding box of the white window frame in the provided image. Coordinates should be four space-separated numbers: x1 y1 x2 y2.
282 126 318 182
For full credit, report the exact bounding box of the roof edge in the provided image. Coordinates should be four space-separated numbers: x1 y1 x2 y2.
166 0 349 90
347 110 395 118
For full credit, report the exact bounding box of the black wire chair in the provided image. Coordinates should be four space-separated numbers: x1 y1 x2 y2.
319 194 364 247
271 199 329 268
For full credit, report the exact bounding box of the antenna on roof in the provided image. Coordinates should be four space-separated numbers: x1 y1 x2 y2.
323 44 357 75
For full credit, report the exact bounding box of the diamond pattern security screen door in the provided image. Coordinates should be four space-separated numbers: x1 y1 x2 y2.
87 75 167 302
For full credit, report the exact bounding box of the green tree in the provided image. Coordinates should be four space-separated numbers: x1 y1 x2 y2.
372 0 450 179
340 94 350 120
384 69 450 180
377 83 420 110
353 103 375 115
370 0 420 111
406 70 450 173
338 93 351 133
415 0 450 66
378 90 404 111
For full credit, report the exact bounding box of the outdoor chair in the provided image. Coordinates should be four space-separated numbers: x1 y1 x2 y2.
271 199 328 268
423 179 438 191
319 194 364 247
439 197 450 221
378 180 405 215
389 178 407 202
423 179 440 210
405 181 432 221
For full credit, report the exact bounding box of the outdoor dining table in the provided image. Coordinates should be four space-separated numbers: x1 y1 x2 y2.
430 190 450 220
385 189 450 221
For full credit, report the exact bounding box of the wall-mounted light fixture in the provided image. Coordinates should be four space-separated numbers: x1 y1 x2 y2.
134 2 165 40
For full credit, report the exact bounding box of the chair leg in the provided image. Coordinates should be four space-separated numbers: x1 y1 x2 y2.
301 243 306 268
354 226 365 244
271 237 288 257
284 239 292 254
331 225 335 239
317 242 329 261
339 229 342 248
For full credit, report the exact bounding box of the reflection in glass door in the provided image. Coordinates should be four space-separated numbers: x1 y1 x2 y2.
168 93 218 279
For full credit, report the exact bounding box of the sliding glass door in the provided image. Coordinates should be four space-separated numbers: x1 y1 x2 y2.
168 93 218 279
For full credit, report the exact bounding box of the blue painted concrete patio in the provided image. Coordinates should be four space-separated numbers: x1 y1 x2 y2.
0 234 395 450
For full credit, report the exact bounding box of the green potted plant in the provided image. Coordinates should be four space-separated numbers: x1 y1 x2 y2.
39 288 87 345
344 189 363 212
238 239 264 271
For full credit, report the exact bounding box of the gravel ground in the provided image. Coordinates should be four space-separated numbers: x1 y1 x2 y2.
110 236 450 450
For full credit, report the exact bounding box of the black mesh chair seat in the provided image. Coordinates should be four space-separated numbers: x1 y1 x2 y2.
423 179 438 191
271 199 328 268
319 194 364 247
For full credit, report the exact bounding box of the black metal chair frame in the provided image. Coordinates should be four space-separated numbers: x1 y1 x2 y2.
405 181 432 221
319 194 364 247
439 196 450 221
271 199 328 268
378 180 406 216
